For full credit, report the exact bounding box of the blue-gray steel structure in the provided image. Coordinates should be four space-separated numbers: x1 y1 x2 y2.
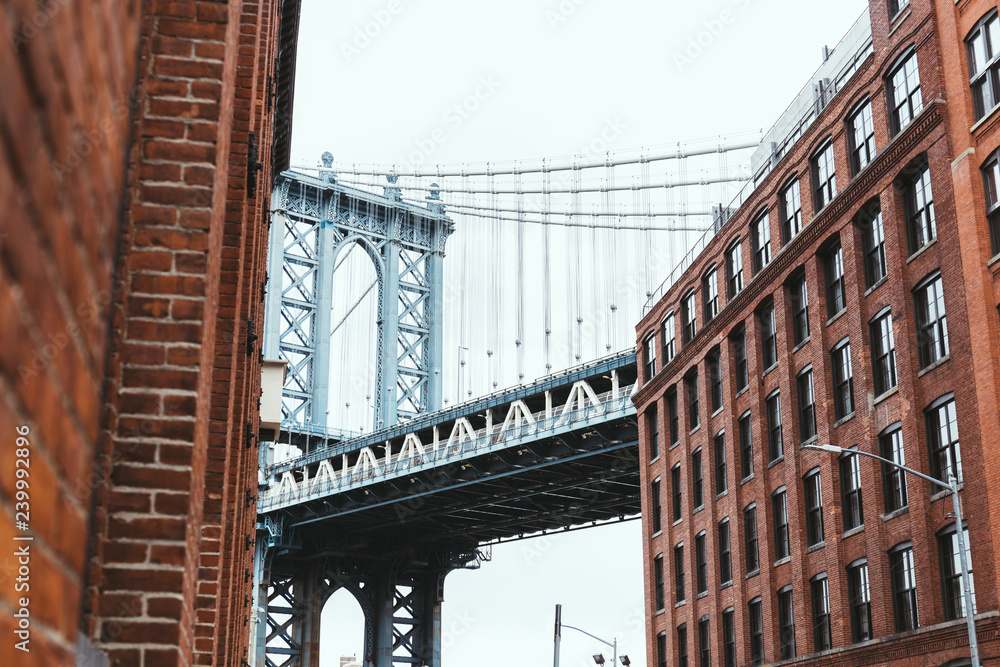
257 168 641 667
264 160 452 430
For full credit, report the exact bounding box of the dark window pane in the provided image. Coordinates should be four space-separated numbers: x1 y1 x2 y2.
804 469 825 546
848 562 873 642
811 575 832 651
926 395 962 483
840 450 864 530
890 544 919 631
880 426 908 512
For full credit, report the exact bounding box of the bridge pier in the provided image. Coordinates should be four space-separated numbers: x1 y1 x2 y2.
259 550 473 667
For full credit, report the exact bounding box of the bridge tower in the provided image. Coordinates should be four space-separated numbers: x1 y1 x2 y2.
264 154 453 431
258 158 459 666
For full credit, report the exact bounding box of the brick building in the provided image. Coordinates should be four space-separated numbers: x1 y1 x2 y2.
0 1 299 666
635 1 1000 666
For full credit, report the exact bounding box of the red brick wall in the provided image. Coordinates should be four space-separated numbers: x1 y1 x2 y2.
0 0 286 665
635 1 1000 665
0 1 141 665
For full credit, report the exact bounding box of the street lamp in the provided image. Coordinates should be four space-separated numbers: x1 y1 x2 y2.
553 604 629 667
802 443 979 667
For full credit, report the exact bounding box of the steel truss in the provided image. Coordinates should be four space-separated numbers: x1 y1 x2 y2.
265 170 453 430
259 552 481 667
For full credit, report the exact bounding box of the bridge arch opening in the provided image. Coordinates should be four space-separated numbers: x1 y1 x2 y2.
321 587 367 667
329 238 382 433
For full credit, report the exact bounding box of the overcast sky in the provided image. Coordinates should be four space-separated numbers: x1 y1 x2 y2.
291 1 870 665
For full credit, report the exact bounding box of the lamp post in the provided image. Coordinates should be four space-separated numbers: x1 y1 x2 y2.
802 443 979 667
553 604 628 667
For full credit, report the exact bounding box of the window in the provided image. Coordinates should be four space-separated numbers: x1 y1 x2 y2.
744 503 759 573
858 201 887 287
752 210 771 273
739 411 753 480
686 369 699 432
781 177 803 242
662 312 676 365
889 0 909 18
811 573 832 652
939 523 976 620
848 560 872 642
967 11 1000 121
708 348 723 413
778 586 796 660
849 100 876 174
797 367 816 443
703 267 719 323
813 140 837 210
683 291 697 343
698 617 710 667
732 326 748 392
667 389 680 447
718 519 732 585
748 597 764 666
915 272 949 368
692 448 704 509
888 50 923 135
714 431 727 495
831 339 854 419
678 624 688 667
870 309 897 396
656 632 667 667
674 543 686 604
825 242 846 317
654 554 665 611
695 532 708 595
651 478 662 534
804 468 825 546
926 394 962 483
759 302 777 370
722 608 735 667
766 390 783 462
982 147 1000 256
840 448 864 531
905 163 936 252
772 486 789 560
880 424 908 513
890 542 919 631
726 239 744 298
790 272 809 346
644 333 657 381
648 408 660 461
671 463 682 523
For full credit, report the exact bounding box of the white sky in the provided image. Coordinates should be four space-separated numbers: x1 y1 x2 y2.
291 1 870 665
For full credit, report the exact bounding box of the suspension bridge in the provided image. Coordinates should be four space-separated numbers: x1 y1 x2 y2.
255 132 766 667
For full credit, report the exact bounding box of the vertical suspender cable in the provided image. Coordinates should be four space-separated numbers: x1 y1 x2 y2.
542 159 552 375
606 156 617 353
516 163 525 384
573 160 583 363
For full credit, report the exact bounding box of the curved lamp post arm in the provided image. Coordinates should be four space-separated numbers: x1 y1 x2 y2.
801 444 950 491
801 444 978 667
561 624 615 651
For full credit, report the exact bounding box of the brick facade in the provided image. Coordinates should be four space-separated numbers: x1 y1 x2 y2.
635 1 1000 666
0 1 296 666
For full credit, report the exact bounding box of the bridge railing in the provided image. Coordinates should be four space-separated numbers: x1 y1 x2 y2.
258 383 638 512
267 348 637 475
